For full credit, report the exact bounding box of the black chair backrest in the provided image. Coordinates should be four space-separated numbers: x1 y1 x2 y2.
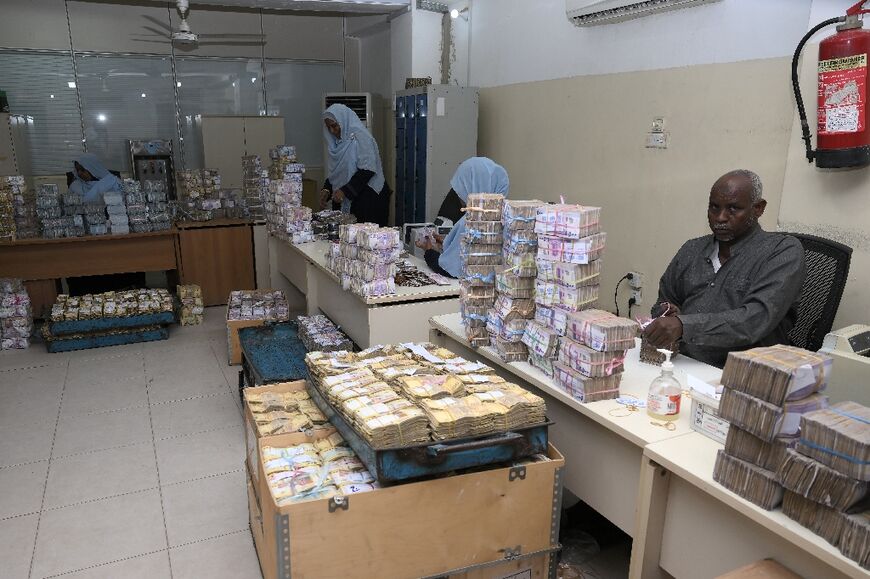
786 232 852 352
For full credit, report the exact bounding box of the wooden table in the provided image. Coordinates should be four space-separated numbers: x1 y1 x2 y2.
635 433 867 579
428 312 722 538
175 219 255 306
0 230 178 280
273 238 461 347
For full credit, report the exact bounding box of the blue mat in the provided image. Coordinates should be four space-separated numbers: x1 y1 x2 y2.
46 326 169 353
48 312 176 336
238 322 309 384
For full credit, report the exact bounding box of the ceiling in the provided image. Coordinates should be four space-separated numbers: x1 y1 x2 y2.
189 0 410 13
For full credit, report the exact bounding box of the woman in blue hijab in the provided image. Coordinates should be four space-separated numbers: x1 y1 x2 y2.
69 153 122 203
417 157 509 278
321 104 391 226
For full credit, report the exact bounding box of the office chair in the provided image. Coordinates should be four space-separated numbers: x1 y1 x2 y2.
786 232 852 352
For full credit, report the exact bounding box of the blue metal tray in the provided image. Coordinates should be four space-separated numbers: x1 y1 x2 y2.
237 322 310 401
45 326 169 353
48 312 176 336
307 383 551 483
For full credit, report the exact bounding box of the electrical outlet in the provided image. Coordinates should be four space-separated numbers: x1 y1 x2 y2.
631 288 643 306
645 132 668 149
628 271 644 290
651 117 665 133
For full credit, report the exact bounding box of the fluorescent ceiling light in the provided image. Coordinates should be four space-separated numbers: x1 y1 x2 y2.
67 82 76 88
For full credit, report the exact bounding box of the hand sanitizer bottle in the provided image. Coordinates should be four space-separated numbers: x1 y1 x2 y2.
647 349 682 421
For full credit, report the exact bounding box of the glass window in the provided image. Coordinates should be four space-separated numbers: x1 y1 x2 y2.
175 57 266 169
0 50 83 175
76 54 178 173
264 60 343 169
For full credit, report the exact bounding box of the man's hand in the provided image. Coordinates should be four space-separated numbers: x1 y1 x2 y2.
643 316 683 347
433 233 446 244
332 189 345 204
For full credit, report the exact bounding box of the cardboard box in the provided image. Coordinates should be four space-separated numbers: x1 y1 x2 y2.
715 559 802 579
251 431 564 579
690 389 730 444
242 380 334 494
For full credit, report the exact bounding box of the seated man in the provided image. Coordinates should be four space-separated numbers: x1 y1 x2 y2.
643 169 806 368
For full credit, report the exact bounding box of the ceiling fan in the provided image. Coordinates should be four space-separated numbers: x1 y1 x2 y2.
136 0 266 49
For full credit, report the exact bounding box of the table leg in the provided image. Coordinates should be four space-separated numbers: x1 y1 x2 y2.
629 458 671 579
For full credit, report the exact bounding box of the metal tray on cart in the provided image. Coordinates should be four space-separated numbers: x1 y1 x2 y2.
307 383 552 483
237 322 309 398
48 311 175 336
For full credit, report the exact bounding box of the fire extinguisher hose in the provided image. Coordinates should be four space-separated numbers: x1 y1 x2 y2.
792 16 847 162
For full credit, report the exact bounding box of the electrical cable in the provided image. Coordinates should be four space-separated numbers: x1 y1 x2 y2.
792 16 846 163
614 274 630 317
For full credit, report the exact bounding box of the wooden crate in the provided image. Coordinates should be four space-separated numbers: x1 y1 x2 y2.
242 381 334 496
252 431 565 579
447 553 554 579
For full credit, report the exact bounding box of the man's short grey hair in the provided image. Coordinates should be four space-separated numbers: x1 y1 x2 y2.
726 169 763 203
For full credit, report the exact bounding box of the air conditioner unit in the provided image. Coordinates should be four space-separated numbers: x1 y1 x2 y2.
323 92 374 129
566 0 721 27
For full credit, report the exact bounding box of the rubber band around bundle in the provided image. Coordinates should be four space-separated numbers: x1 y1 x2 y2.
829 406 870 424
799 438 870 464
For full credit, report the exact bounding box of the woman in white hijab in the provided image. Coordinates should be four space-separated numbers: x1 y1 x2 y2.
321 104 391 226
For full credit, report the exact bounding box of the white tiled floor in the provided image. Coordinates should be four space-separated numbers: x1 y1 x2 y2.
0 308 261 579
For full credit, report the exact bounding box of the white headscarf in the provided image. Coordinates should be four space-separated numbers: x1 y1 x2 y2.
323 104 385 193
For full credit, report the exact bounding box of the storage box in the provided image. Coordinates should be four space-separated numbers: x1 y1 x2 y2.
447 552 554 578
715 559 802 579
226 316 265 365
242 380 334 493
690 389 730 444
252 431 564 579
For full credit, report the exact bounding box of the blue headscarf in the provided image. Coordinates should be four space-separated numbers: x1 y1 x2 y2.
70 153 121 203
438 157 510 278
323 104 385 197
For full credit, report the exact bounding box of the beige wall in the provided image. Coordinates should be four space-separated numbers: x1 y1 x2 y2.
478 57 797 318
779 44 870 329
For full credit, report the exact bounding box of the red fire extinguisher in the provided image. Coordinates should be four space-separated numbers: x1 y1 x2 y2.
793 1 870 168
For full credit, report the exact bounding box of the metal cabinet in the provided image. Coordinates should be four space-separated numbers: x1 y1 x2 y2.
394 85 478 227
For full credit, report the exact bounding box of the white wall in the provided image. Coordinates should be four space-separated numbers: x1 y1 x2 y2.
468 0 815 87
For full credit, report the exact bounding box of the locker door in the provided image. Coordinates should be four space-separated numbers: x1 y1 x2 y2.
403 95 417 226
414 94 428 223
394 96 406 226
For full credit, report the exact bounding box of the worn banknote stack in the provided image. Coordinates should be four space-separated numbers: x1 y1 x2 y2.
0 278 32 350
296 314 353 352
777 402 870 570
177 169 222 221
241 155 268 221
226 290 290 322
305 343 547 447
554 309 637 403
246 388 330 437
265 145 312 243
2 176 39 239
327 223 400 298
262 432 380 505
103 188 129 235
523 203 605 378
460 193 505 347
713 346 833 510
143 180 171 231
177 284 204 326
122 179 152 233
50 289 174 321
487 200 544 362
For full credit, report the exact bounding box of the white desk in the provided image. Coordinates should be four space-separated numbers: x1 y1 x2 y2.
428 312 722 539
633 433 868 579
274 238 461 347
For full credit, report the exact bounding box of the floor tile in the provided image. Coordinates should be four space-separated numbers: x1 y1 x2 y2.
60 375 148 416
151 392 242 439
0 348 69 372
155 425 245 485
66 354 144 388
162 470 248 547
0 419 56 468
0 460 49 520
31 489 167 579
50 551 172 579
0 513 39 579
169 531 262 579
53 405 153 458
43 443 158 509
146 363 230 405
0 364 66 429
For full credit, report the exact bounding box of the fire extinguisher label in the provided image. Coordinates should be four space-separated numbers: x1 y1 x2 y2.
818 53 867 135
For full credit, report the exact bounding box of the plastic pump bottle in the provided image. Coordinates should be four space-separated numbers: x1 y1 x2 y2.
647 349 682 421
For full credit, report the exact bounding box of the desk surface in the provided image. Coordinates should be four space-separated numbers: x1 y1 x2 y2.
645 432 868 579
284 239 461 306
430 312 723 448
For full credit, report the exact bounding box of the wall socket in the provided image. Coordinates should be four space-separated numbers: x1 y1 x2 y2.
628 271 644 290
631 288 643 306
